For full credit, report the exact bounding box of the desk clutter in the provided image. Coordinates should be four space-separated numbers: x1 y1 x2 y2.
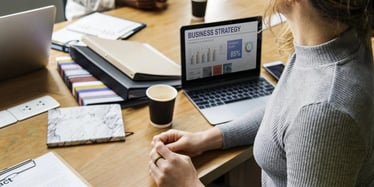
56 37 181 108
56 54 181 107
69 45 181 101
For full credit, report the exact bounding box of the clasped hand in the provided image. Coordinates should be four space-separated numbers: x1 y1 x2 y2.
149 129 206 187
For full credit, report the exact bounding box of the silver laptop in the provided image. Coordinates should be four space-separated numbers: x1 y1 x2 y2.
180 16 274 125
0 6 55 81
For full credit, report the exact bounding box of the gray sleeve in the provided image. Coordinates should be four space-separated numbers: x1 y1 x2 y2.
285 103 366 186
217 105 265 149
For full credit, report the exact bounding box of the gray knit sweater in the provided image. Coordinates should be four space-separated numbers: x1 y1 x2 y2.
218 29 374 186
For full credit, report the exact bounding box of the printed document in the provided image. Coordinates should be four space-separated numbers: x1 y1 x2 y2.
0 152 90 187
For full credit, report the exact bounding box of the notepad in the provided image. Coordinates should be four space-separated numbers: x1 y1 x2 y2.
0 152 91 186
51 12 146 52
82 35 181 81
47 104 125 147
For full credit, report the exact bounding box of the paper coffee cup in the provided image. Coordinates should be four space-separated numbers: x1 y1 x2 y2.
191 0 208 20
146 84 177 128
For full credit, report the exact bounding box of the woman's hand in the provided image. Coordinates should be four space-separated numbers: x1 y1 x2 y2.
149 141 204 187
152 129 204 156
149 128 223 186
152 127 223 157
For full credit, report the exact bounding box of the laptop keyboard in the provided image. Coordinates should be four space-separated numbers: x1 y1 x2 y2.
187 78 274 109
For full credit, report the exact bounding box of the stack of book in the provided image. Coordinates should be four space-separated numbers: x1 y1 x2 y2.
56 56 130 106
58 36 181 107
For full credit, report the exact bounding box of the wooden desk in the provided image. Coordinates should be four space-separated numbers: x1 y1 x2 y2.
1 0 372 186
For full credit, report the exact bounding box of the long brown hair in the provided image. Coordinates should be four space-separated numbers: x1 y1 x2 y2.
264 0 373 53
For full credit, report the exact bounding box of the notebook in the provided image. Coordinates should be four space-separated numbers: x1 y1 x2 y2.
0 6 55 81
47 104 125 147
51 12 146 52
180 16 274 125
82 35 181 81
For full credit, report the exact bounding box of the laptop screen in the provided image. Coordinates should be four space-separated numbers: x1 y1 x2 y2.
180 16 262 87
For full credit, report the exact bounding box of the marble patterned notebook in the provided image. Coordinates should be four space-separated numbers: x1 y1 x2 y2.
47 104 125 147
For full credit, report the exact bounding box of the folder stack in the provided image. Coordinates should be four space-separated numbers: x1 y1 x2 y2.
66 43 181 108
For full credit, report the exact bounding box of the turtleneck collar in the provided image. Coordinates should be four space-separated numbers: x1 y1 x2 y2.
293 28 360 67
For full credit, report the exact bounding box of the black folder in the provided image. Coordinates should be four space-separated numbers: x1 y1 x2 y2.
69 45 181 101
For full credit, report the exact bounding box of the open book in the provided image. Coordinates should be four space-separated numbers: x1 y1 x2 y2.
82 35 181 81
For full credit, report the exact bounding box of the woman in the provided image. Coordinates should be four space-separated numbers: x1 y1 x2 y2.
149 0 374 186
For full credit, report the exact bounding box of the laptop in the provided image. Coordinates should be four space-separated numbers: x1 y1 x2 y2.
180 16 274 125
0 6 55 81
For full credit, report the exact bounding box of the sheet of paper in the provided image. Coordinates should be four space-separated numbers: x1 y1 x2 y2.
52 12 143 46
0 152 90 187
66 13 142 40
52 28 83 45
